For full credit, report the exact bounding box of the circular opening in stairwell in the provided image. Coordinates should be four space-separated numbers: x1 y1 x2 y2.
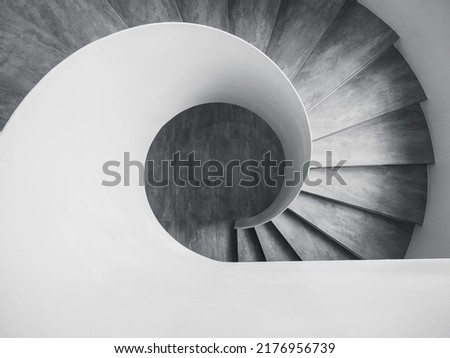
145 103 285 261
125 23 311 261
129 24 311 233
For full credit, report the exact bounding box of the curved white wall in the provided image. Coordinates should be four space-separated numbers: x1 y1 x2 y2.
0 20 449 338
0 23 311 231
359 0 450 258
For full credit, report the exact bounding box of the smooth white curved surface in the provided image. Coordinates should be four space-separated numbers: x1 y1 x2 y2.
1 23 450 338
23 21 310 230
36 21 310 231
37 23 312 228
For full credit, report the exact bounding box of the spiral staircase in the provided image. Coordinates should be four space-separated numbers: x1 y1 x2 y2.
0 0 434 262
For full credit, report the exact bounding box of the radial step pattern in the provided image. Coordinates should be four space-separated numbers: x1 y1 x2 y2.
304 165 428 224
11 0 127 53
237 228 266 262
307 46 427 139
289 193 415 260
272 210 358 261
0 4 68 93
266 0 347 80
254 222 300 262
228 0 281 52
312 104 435 167
294 0 399 109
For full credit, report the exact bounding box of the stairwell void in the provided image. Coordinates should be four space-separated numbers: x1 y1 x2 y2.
146 103 285 261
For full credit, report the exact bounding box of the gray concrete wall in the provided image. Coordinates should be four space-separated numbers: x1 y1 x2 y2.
146 103 284 261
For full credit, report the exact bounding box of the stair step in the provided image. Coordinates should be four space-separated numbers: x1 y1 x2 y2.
0 1 127 130
294 0 398 109
307 46 427 139
304 165 428 224
289 193 415 259
8 0 127 54
237 228 266 262
108 0 181 27
216 221 238 262
254 222 300 261
0 5 68 94
0 89 26 131
272 210 358 261
175 0 229 31
3 0 59 37
229 0 281 52
312 104 435 167
266 0 346 80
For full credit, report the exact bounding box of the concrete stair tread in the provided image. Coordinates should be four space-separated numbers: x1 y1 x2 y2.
229 0 281 53
312 104 435 167
254 222 300 262
272 210 358 261
266 0 347 80
7 0 127 53
294 0 399 109
304 165 428 224
307 46 427 140
289 192 415 260
175 0 229 31
0 0 126 127
109 0 181 26
0 5 69 94
237 228 266 262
